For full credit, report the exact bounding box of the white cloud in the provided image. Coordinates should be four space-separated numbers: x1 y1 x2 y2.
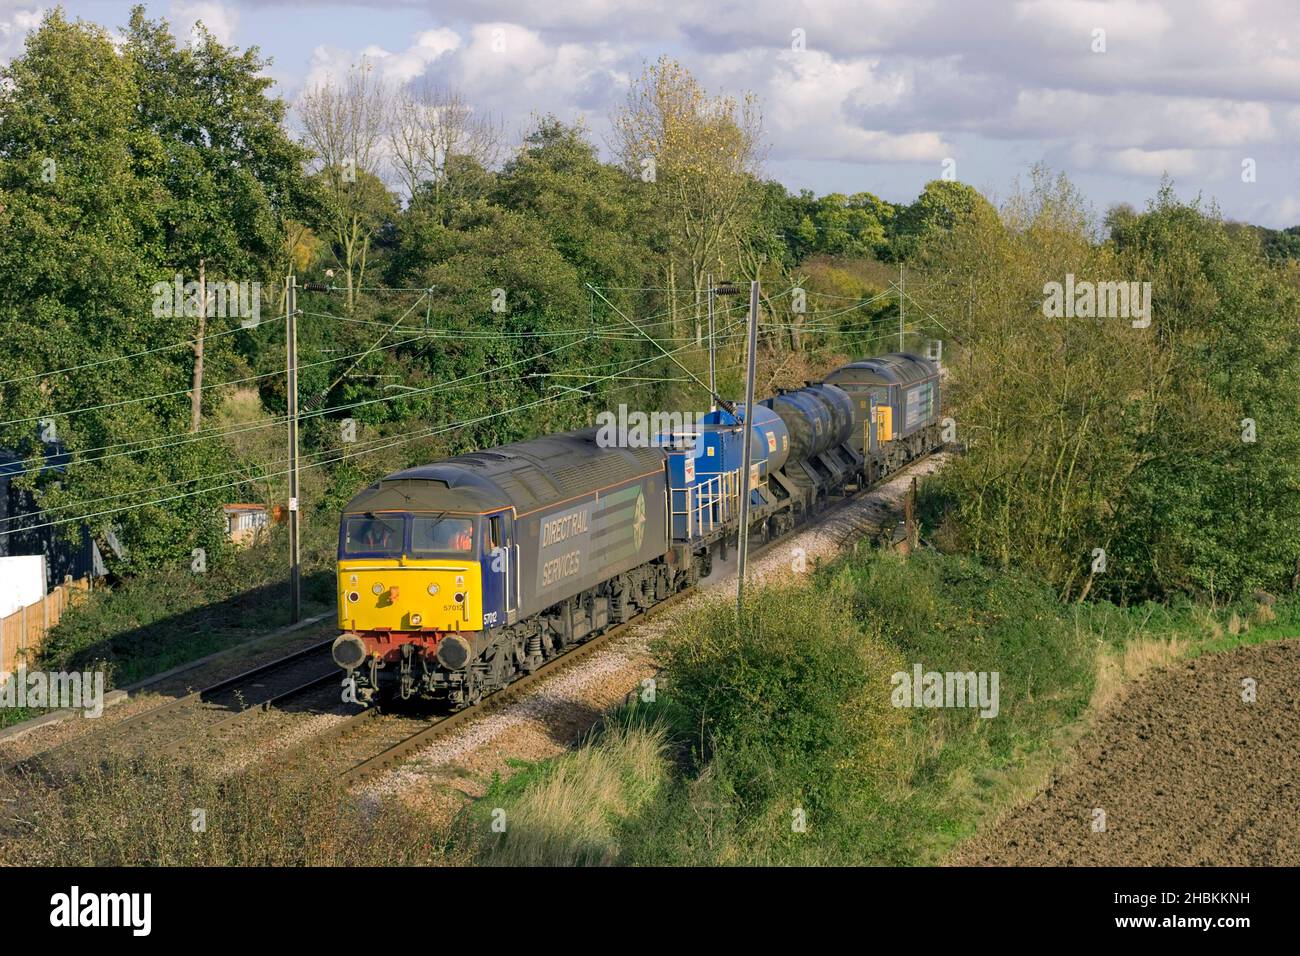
1007 90 1274 149
304 30 460 91
1012 0 1174 44
252 0 1300 221
1105 147 1202 178
169 1 239 47
760 50 948 163
0 4 43 64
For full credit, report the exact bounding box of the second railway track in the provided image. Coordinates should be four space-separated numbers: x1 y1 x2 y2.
8 636 341 781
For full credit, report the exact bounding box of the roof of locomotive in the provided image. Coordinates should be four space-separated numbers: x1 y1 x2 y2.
342 428 667 518
824 352 938 388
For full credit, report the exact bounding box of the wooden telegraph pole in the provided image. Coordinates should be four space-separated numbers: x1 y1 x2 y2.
286 274 301 623
190 259 206 432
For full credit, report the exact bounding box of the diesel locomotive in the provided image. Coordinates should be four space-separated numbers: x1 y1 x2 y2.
331 352 944 706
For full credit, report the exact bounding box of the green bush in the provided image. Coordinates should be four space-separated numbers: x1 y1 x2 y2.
616 550 1098 865
665 582 910 824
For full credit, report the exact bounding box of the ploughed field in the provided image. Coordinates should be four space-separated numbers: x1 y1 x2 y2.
954 639 1300 866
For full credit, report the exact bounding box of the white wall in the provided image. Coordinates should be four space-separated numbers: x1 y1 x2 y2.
0 554 45 617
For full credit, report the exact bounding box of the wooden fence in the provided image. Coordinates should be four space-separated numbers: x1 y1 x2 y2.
0 577 91 675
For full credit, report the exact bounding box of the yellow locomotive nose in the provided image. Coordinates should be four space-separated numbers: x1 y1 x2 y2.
338 559 482 632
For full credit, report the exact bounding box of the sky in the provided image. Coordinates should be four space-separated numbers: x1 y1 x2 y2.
3 0 1300 227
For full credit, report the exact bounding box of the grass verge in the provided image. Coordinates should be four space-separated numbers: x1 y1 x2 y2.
453 548 1299 866
0 756 466 866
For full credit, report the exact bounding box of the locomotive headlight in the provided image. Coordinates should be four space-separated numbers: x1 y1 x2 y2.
410 613 423 626
347 591 360 604
372 582 384 595
427 583 440 596
454 592 465 604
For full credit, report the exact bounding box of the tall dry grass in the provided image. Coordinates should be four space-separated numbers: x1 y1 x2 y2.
0 757 464 866
471 718 669 866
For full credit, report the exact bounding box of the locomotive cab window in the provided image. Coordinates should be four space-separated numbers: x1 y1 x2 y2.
342 515 404 555
411 515 475 555
488 515 503 550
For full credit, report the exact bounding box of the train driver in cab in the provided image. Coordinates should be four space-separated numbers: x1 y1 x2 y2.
448 523 473 552
352 516 398 552
413 516 475 553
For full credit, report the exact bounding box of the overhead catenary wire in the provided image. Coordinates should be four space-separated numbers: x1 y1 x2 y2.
307 286 762 337
4 272 921 536
0 333 592 480
0 325 740 539
2 313 748 524
0 276 641 390
0 364 694 524
0 306 894 481
586 282 761 412
0 293 435 428
4 280 806 543
0 287 746 478
0 288 896 480
0 312 287 389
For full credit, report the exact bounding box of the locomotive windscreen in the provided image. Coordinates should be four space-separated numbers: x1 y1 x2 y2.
342 515 404 555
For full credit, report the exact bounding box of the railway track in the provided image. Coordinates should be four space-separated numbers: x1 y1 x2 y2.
291 452 947 788
7 450 946 791
8 636 341 781
273 586 698 787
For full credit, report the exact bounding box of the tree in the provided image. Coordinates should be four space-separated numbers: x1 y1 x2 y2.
889 180 993 261
614 57 766 342
0 11 224 573
0 9 314 574
921 168 1300 602
1103 185 1300 600
387 79 502 218
122 6 316 430
297 63 392 309
495 118 655 298
810 192 894 259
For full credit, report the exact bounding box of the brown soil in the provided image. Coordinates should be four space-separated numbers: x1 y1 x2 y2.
953 639 1300 866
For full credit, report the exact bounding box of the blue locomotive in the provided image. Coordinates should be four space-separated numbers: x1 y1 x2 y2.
332 352 943 706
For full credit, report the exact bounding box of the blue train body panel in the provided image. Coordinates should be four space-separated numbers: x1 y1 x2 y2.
663 406 793 541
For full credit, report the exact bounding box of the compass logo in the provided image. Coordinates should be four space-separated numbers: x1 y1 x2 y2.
633 491 646 550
